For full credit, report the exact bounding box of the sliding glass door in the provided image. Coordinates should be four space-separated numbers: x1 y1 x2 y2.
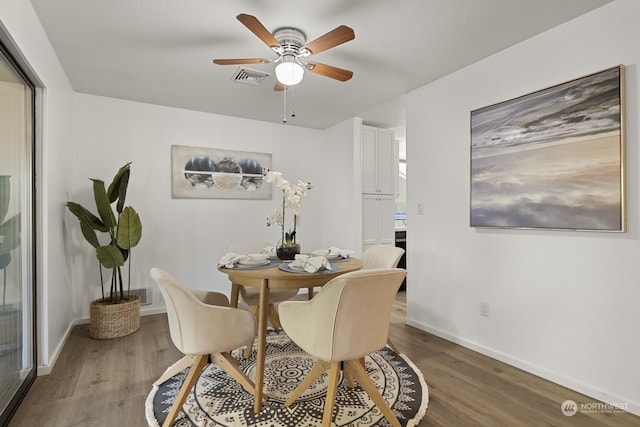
0 43 36 424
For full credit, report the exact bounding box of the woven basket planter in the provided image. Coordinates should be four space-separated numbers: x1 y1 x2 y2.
89 295 140 339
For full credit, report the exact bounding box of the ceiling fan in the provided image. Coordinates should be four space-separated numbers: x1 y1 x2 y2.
213 14 355 90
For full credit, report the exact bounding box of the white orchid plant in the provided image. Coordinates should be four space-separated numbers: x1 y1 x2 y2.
264 170 312 248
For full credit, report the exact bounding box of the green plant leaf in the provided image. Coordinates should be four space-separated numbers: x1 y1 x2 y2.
0 213 21 253
96 244 125 269
0 176 9 223
116 206 142 249
0 252 10 269
116 169 130 214
119 246 129 263
65 202 108 232
80 220 100 248
107 163 131 211
92 179 116 229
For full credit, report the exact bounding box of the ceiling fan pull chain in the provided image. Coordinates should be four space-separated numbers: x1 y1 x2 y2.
291 86 296 118
282 86 287 123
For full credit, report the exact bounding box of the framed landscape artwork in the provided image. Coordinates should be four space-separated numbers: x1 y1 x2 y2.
171 145 272 199
470 65 625 231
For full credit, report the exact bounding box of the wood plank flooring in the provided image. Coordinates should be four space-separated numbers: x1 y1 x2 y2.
7 292 639 426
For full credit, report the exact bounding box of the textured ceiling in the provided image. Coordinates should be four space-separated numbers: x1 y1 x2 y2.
29 0 611 130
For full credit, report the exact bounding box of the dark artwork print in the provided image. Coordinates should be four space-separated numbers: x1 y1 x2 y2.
171 145 272 199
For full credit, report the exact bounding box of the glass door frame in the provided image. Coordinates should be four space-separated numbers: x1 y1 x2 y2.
0 32 38 427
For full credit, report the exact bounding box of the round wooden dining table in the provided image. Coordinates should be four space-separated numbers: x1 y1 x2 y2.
218 257 363 413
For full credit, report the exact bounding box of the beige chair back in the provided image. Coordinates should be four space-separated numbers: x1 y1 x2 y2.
280 268 406 362
150 267 255 356
150 268 258 426
361 245 405 269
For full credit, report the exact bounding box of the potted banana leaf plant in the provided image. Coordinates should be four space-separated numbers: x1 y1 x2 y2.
66 163 143 339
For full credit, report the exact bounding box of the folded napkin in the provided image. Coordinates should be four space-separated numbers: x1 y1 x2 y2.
260 245 277 256
289 254 333 273
218 252 249 268
311 246 354 259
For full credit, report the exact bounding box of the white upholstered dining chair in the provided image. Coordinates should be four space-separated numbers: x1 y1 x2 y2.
279 268 407 427
361 244 405 351
150 268 257 427
361 244 405 269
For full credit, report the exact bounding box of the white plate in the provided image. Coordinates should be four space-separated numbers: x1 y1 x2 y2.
311 251 342 260
279 263 339 274
238 259 270 266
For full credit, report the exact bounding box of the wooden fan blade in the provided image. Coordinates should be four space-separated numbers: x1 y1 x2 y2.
237 14 281 49
274 80 285 91
307 62 353 81
213 58 272 65
301 25 355 55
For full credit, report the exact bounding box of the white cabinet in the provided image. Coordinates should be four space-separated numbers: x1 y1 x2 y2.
362 125 397 195
362 125 398 251
362 194 396 251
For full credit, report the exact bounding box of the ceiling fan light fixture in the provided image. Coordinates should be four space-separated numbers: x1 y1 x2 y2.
213 15 354 89
275 57 304 86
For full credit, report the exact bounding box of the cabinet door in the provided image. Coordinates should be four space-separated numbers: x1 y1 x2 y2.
362 195 396 247
362 194 380 247
361 126 378 194
378 195 396 245
376 129 397 195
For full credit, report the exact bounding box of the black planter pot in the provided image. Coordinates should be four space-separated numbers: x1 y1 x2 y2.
276 244 301 260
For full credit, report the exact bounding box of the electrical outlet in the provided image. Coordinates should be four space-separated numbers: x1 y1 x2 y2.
417 202 424 215
480 301 489 317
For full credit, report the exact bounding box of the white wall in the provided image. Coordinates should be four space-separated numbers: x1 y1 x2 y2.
2 0 359 372
322 117 363 252
69 93 357 316
406 0 640 414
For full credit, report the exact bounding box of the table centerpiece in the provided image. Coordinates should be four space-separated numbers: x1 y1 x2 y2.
264 170 312 260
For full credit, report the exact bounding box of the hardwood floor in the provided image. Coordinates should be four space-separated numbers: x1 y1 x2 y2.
7 292 639 426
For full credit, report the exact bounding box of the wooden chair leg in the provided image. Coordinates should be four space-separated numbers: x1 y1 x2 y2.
268 304 282 329
344 369 356 388
244 340 254 359
244 306 260 358
211 352 257 395
163 354 208 427
342 357 367 388
344 359 400 427
285 360 330 407
154 355 195 386
322 362 342 427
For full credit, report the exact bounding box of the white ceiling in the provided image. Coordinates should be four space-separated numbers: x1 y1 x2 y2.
29 0 611 130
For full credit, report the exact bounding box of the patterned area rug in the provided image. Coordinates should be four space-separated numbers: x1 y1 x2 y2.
146 332 428 426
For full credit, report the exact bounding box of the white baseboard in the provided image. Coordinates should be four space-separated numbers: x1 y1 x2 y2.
140 306 168 316
37 319 76 376
405 318 640 417
37 307 167 376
